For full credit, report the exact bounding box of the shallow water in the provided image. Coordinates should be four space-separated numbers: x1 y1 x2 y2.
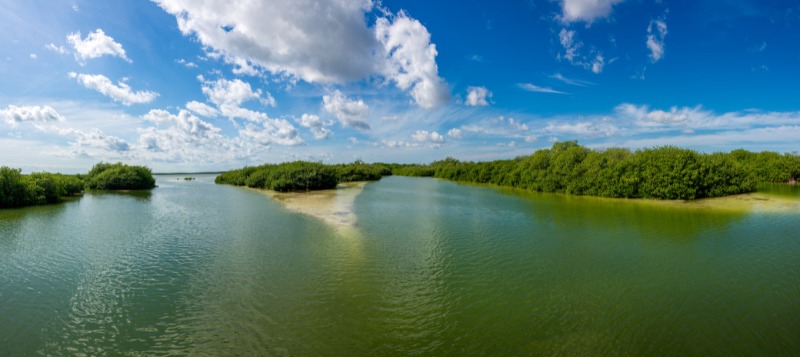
1 175 798 355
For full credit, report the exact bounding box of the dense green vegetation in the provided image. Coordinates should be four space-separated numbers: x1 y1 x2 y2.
216 143 799 200
0 167 84 208
215 161 391 192
392 142 800 200
84 162 156 190
1 162 156 208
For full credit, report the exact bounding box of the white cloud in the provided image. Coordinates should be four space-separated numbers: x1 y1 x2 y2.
615 103 709 127
45 43 69 55
137 109 250 163
558 29 606 73
69 72 159 105
185 101 219 117
518 83 566 94
465 86 492 106
646 18 668 63
447 128 463 139
155 1 449 109
239 120 305 146
375 12 450 108
382 140 417 148
461 116 530 138
154 0 377 83
322 90 370 130
543 120 619 138
559 29 580 62
66 29 131 63
550 73 593 87
201 78 265 108
295 114 333 140
60 128 131 153
29 53 37 60
560 0 625 24
591 54 605 74
411 130 445 144
177 58 198 68
1 105 64 128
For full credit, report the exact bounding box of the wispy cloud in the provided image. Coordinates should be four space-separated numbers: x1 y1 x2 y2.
517 83 567 94
549 73 594 87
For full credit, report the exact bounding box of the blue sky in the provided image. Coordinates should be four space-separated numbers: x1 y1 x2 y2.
1 0 798 173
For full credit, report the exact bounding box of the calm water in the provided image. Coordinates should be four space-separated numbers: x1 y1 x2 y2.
1 175 798 355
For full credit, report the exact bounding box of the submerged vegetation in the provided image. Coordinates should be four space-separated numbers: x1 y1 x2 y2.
217 142 799 201
215 161 390 192
0 162 156 208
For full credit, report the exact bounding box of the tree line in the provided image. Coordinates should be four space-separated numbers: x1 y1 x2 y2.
215 160 391 192
392 142 800 200
0 162 156 208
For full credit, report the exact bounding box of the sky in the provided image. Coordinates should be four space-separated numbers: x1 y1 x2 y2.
0 0 798 173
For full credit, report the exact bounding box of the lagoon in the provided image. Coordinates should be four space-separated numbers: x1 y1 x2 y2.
1 175 798 355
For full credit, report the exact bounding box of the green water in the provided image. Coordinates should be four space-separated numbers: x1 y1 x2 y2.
1 175 798 355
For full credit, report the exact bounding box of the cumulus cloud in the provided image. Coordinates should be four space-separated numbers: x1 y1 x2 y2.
177 58 198 68
69 73 158 105
465 86 492 106
67 29 131 63
154 1 449 108
560 0 625 24
1 105 64 128
411 130 445 144
322 90 370 130
447 128 463 139
201 78 267 108
137 109 251 162
295 114 333 140
375 12 450 108
239 120 305 146
185 100 219 117
60 128 131 153
646 18 668 63
518 83 566 94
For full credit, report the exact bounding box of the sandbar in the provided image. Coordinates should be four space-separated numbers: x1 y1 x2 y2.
258 181 368 230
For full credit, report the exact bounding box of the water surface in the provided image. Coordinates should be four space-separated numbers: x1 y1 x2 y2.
1 175 798 355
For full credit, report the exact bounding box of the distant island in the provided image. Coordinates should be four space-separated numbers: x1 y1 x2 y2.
0 162 156 208
217 142 799 201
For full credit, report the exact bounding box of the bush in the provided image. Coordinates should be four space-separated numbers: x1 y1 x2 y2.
85 162 156 190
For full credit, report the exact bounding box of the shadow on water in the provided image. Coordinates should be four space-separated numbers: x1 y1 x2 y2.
495 186 749 241
86 189 153 202
758 183 800 198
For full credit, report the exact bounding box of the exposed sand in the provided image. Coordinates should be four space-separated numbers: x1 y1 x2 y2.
259 182 368 231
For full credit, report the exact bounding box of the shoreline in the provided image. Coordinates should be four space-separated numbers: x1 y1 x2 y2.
252 181 369 230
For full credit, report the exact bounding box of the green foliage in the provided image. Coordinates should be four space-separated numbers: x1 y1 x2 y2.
217 160 393 192
216 161 338 192
85 162 156 190
392 142 799 200
0 167 85 208
335 160 391 182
